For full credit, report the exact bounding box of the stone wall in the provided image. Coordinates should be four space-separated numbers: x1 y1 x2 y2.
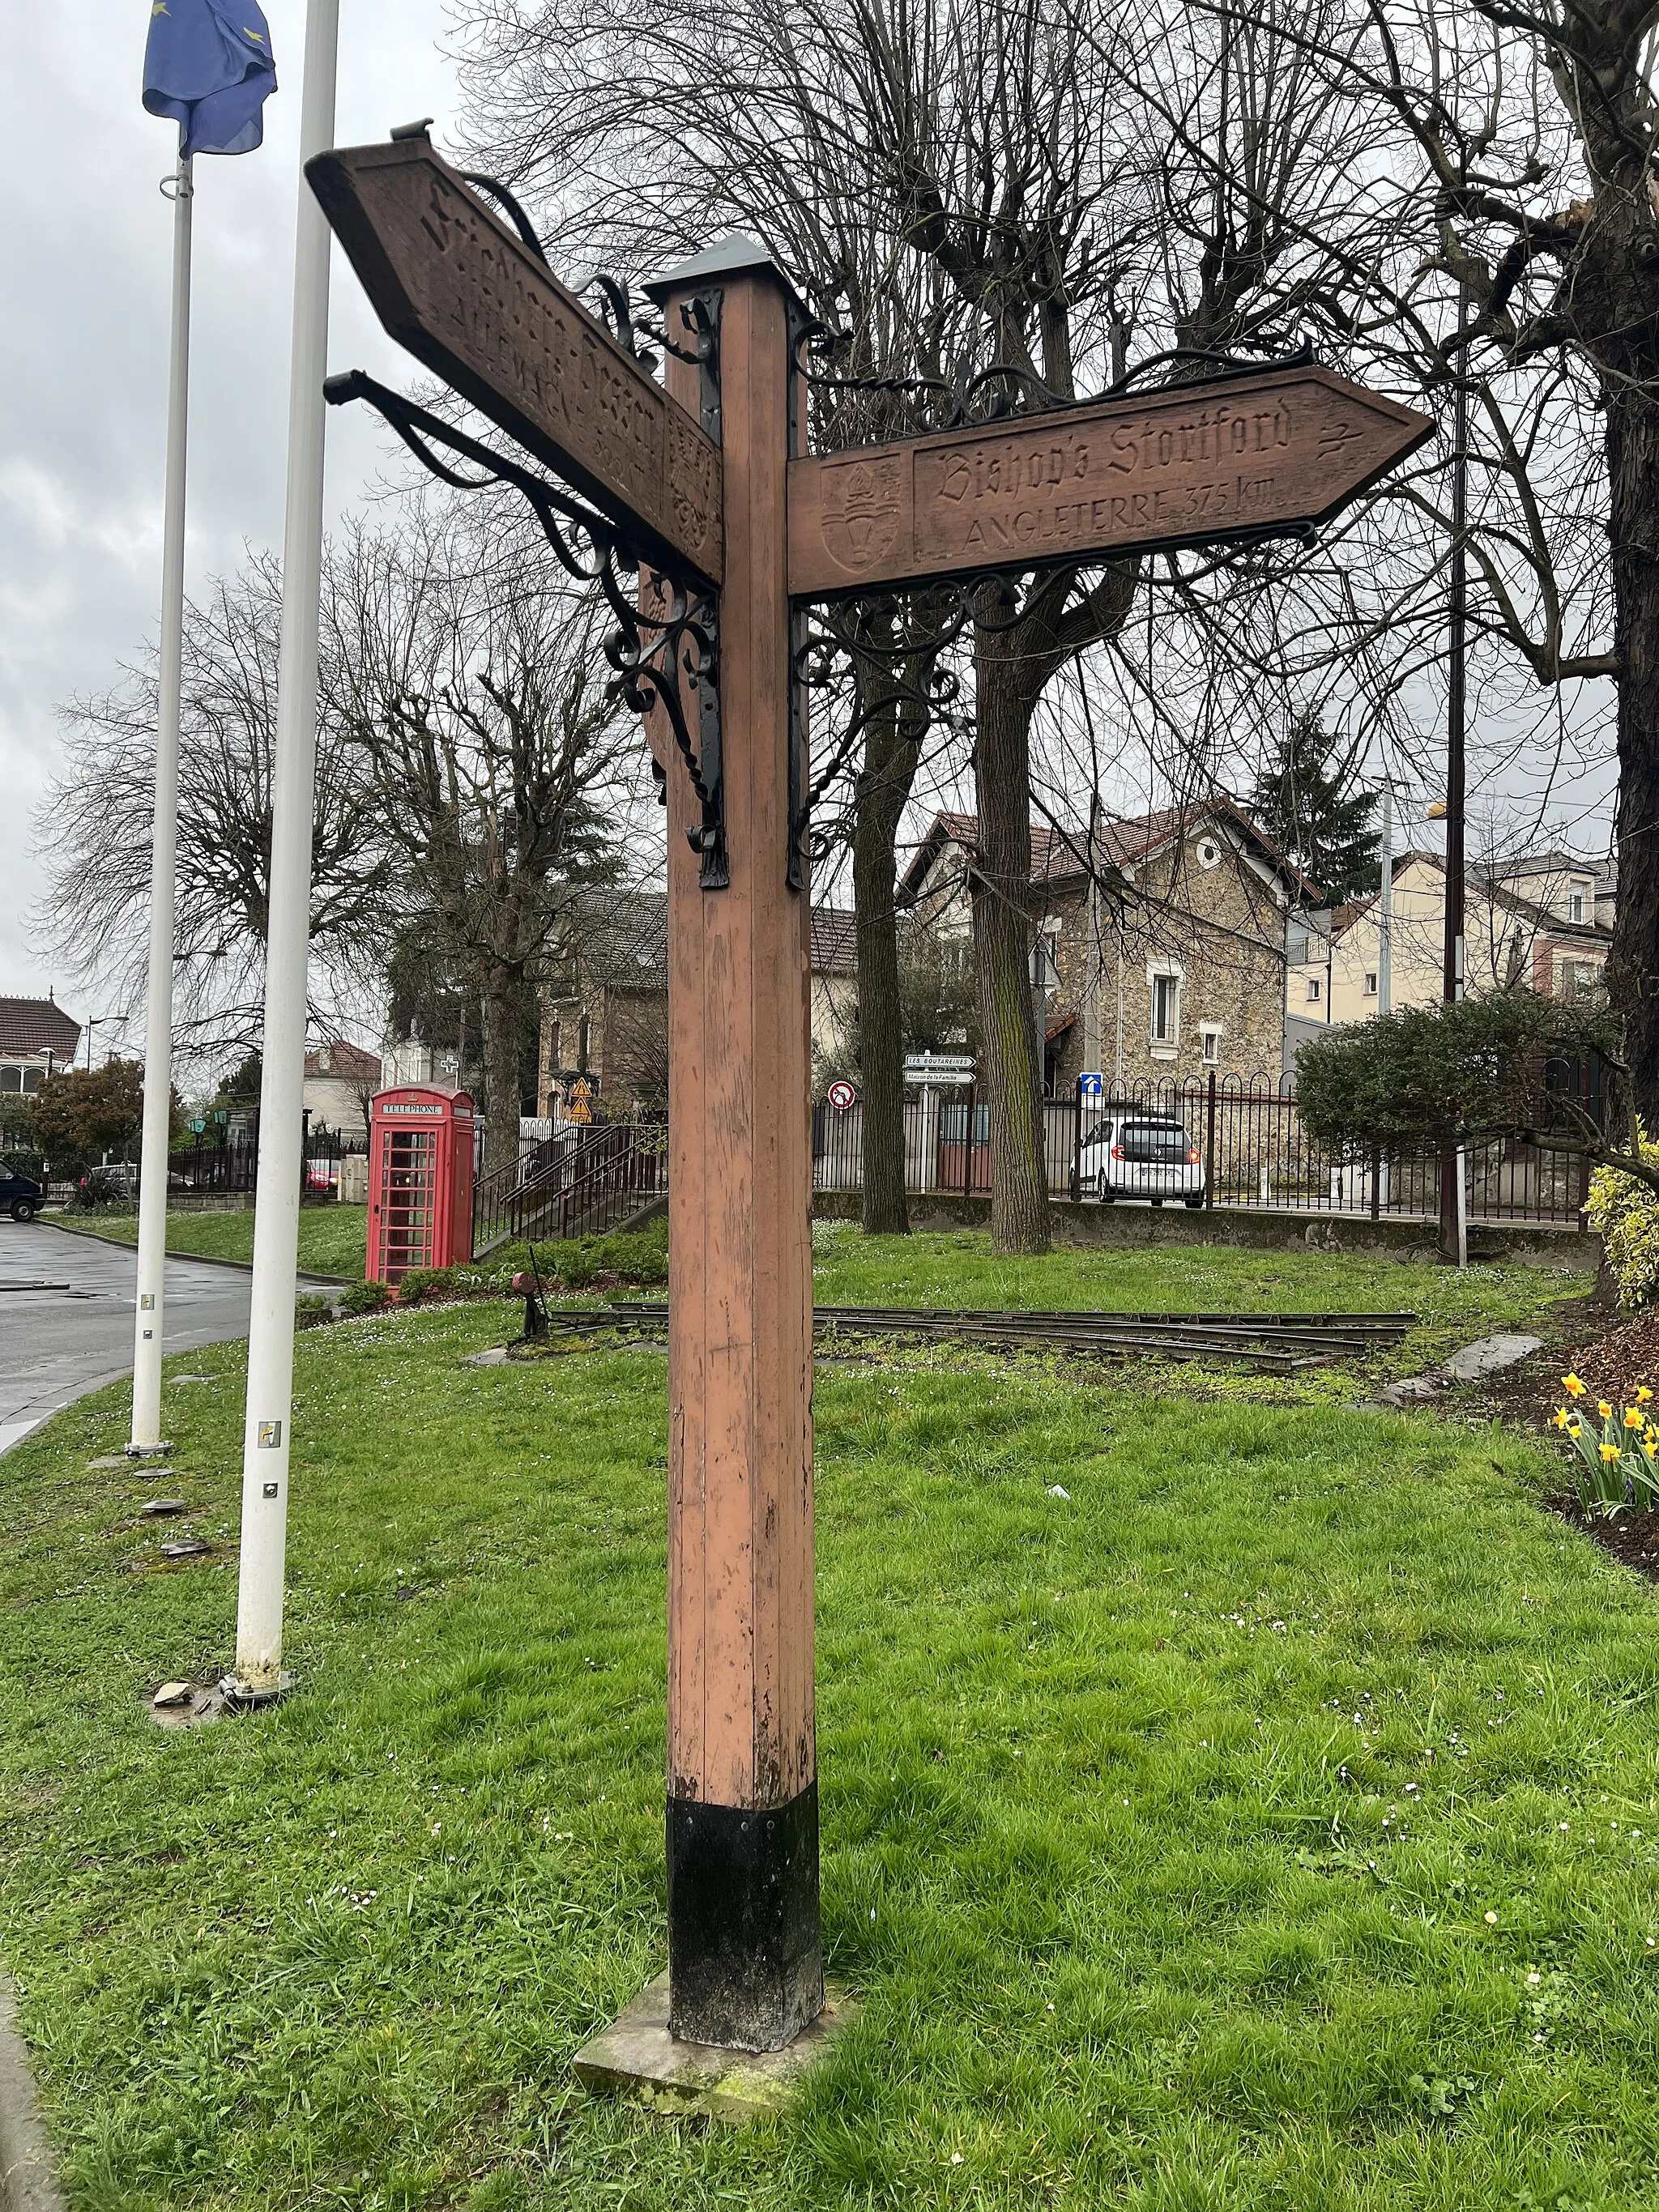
1043 830 1286 1089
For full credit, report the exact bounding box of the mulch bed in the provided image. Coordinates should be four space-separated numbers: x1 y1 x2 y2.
1448 1301 1659 1589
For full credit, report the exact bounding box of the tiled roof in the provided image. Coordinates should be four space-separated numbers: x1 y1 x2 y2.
304 1041 383 1082
0 996 81 1060
904 799 1311 899
809 906 857 975
549 889 857 983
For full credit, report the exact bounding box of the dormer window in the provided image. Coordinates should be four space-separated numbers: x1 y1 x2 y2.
1569 884 1587 924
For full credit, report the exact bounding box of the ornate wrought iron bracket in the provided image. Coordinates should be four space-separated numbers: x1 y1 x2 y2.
322 365 728 889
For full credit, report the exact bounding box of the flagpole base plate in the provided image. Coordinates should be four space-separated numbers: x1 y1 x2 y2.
218 1672 293 1712
125 1442 174 1460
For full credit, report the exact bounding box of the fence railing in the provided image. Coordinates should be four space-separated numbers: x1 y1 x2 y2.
166 1127 367 1195
472 1111 667 1254
810 1072 1596 1225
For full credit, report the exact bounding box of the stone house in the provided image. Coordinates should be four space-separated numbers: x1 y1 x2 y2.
898 803 1307 1093
301 1039 383 1137
537 890 858 1113
1286 846 1614 1046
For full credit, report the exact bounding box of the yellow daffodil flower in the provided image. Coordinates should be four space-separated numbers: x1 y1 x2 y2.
1640 1388 1654 1404
1563 1375 1587 1396
1626 1409 1645 1429
1601 1442 1622 1463
1552 1408 1571 1430
1599 1401 1614 1421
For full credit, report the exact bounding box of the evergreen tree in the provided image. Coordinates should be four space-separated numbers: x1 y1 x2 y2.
1248 714 1382 905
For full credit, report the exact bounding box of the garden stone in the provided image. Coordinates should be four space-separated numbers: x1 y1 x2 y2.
1376 1375 1445 1407
1443 1333 1543 1382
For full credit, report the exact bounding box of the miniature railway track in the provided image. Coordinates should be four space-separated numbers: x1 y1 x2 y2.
535 1302 1418 1373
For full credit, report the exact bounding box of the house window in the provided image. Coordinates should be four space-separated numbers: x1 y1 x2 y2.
1306 977 1323 1004
0 1067 19 1093
1363 972 1378 998
1200 1025 1221 1065
1151 973 1179 1044
1030 930 1061 995
1569 887 1586 924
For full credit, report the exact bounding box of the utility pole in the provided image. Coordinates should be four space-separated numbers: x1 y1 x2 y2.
1439 278 1470 1269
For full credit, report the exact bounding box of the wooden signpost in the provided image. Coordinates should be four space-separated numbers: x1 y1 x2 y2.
310 131 1431 2085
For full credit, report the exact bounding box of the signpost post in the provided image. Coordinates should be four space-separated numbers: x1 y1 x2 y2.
309 133 1431 2095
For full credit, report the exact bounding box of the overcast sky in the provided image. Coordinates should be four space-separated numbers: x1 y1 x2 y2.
0 1 466 1026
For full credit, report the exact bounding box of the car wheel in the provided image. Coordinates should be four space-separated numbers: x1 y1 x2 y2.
1096 1174 1115 1204
1184 1196 1204 1210
1150 1196 1165 1207
12 1201 36 1223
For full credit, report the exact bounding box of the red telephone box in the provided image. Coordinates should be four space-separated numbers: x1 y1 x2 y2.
366 1085 476 1285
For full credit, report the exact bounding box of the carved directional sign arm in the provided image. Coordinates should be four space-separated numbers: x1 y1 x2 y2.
306 139 724 590
787 365 1431 599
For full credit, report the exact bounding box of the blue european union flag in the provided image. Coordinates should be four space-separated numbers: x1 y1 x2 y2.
143 0 277 159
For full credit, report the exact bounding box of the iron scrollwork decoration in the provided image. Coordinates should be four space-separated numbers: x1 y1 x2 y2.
323 286 731 889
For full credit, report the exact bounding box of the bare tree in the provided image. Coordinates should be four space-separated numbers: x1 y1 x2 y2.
334 493 637 1174
32 551 389 1063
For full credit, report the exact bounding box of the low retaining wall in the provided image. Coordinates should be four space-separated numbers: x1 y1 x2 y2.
812 1190 1599 1268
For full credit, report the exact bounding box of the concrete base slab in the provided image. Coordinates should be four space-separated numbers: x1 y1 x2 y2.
574 1972 854 2120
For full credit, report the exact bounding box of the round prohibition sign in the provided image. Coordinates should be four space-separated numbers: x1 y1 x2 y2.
827 1080 857 1112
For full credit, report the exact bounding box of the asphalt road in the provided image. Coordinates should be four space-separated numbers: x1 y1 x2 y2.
0 1219 323 1457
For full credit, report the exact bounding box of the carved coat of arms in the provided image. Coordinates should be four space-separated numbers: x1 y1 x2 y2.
819 455 902 573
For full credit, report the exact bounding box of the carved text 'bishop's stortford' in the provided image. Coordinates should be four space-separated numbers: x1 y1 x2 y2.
787 368 1430 597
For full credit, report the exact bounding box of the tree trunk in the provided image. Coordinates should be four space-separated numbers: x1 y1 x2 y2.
853 688 924 1236
1604 376 1659 1145
972 612 1051 1255
478 967 527 1178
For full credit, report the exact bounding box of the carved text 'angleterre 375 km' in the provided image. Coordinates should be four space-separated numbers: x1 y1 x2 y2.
787 368 1431 598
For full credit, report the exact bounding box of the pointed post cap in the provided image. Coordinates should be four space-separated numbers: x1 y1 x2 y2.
642 232 808 322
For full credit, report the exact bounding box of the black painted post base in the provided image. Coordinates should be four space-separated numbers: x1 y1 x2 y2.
667 1779 822 2052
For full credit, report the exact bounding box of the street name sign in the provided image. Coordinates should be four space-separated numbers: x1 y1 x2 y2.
787 365 1431 598
306 139 724 587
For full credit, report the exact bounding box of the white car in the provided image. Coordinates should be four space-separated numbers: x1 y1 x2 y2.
1080 1112 1205 1207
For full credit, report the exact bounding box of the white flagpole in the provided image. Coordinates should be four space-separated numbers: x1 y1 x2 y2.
129 156 194 1458
229 0 340 1701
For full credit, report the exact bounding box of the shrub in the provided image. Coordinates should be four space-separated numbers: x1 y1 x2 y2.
295 1293 335 1331
338 1278 392 1316
1584 1126 1659 1309
396 1266 458 1307
1553 1371 1659 1514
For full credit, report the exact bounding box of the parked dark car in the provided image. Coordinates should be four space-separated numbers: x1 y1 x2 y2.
0 1167 43 1223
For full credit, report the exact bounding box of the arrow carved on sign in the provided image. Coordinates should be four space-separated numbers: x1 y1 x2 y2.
787 366 1432 599
306 139 724 589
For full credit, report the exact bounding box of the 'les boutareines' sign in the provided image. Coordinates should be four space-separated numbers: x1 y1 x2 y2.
787 366 1431 598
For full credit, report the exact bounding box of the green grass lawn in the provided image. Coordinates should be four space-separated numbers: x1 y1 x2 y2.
4 1255 1658 2210
55 1204 369 1280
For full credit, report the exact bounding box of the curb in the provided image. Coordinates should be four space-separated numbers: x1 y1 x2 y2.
36 1217 350 1289
0 1979 65 2212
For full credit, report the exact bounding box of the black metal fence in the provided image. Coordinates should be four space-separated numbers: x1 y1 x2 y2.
811 1071 1596 1225
167 1124 368 1196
